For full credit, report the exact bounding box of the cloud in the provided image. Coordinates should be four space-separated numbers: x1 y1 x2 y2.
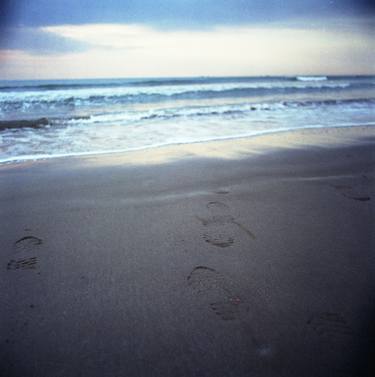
0 27 90 55
0 22 374 79
42 24 151 50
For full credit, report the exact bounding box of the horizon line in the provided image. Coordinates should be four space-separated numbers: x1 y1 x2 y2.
1 73 375 82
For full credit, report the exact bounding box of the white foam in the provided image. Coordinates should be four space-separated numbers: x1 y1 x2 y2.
1 122 374 165
296 76 328 81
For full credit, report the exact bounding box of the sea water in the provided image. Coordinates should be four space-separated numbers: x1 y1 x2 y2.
0 76 374 163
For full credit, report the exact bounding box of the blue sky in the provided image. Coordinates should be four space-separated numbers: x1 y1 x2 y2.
3 0 374 27
0 1 374 78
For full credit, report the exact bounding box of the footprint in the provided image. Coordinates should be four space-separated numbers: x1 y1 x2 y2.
306 312 353 340
187 266 228 293
206 201 229 210
7 257 38 270
203 233 234 248
14 235 43 253
187 266 244 319
210 297 244 321
196 213 255 247
332 175 371 202
196 200 256 249
334 186 371 201
197 215 237 248
187 266 271 355
196 215 234 226
214 190 230 195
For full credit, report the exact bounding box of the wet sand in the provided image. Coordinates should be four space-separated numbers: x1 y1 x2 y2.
1 127 375 377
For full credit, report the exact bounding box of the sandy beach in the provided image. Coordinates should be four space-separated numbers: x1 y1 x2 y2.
1 126 374 377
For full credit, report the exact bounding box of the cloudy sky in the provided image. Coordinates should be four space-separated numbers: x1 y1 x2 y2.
0 0 374 79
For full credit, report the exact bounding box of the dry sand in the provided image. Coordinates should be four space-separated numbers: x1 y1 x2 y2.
0 126 374 377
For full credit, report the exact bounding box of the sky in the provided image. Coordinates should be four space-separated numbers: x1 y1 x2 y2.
0 0 374 79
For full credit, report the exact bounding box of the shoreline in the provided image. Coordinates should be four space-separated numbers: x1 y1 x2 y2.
1 123 375 169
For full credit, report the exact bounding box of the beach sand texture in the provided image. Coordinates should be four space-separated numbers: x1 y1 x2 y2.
1 127 374 377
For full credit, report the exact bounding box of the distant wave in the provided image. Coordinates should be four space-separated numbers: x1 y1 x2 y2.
2 97 374 130
0 77 287 92
296 76 328 81
3 83 372 114
86 97 375 123
1 75 373 92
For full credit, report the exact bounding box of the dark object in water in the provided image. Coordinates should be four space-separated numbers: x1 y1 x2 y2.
0 118 49 130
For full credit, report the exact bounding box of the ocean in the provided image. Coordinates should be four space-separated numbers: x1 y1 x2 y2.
0 75 374 164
